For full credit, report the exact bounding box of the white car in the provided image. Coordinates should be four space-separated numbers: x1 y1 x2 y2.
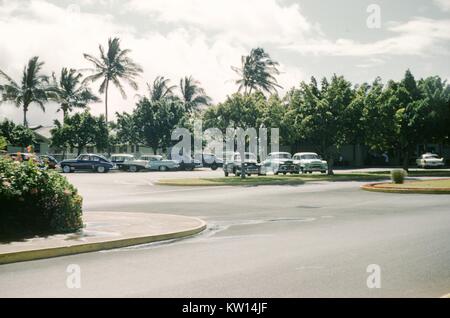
416 153 445 168
293 152 328 174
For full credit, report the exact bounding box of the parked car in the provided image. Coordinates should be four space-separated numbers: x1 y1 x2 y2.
202 153 224 170
40 155 59 169
260 152 300 175
293 152 328 174
9 153 46 169
120 156 149 172
223 152 260 177
110 154 135 170
416 153 445 168
142 155 180 171
60 154 114 173
177 157 202 171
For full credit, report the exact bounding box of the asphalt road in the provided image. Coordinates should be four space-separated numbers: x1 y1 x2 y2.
1 169 449 297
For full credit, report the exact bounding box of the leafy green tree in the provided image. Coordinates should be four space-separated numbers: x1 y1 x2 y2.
11 125 36 149
49 68 100 122
287 75 354 174
114 111 141 147
0 119 16 143
0 57 50 126
203 93 266 131
0 136 7 150
83 37 143 124
134 97 185 153
180 76 211 112
51 111 108 156
232 48 282 95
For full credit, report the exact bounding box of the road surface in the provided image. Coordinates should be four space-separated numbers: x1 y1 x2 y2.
1 170 449 297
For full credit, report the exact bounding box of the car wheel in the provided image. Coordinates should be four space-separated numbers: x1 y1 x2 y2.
62 165 71 173
129 165 138 173
211 164 218 171
283 172 287 175
321 171 326 174
97 166 106 173
159 166 168 172
274 171 279 176
224 171 229 177
185 166 194 171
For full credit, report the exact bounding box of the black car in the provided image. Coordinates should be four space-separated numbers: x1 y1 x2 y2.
202 153 223 170
223 152 260 177
176 156 202 171
60 154 114 173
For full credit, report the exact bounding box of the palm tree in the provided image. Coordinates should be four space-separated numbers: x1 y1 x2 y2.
0 56 50 126
49 68 100 123
232 47 282 95
83 37 143 124
180 76 211 111
147 76 177 101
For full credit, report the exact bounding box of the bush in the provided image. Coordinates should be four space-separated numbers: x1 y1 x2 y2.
391 169 407 184
0 156 83 240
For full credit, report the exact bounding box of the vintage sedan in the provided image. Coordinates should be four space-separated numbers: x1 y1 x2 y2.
202 153 224 170
293 152 328 174
260 152 300 175
416 153 445 168
121 155 180 172
110 154 135 170
60 154 114 173
223 152 260 177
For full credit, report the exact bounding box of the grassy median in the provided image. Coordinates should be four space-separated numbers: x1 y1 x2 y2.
156 173 390 186
377 179 450 189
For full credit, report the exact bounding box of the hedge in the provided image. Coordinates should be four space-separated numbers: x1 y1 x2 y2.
0 156 83 240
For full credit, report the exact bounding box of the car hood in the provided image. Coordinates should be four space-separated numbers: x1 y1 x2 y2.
271 158 294 164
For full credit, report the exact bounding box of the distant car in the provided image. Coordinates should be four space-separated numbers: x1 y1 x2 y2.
260 152 299 175
9 153 46 169
121 155 181 172
178 157 202 171
110 154 135 170
142 155 180 171
202 153 224 170
40 155 59 169
223 152 260 177
293 152 328 174
416 153 445 168
60 154 114 173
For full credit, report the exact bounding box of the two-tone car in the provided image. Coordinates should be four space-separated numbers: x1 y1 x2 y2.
223 152 260 177
293 152 328 174
416 153 445 169
110 154 135 170
142 155 180 171
60 154 114 173
259 152 300 175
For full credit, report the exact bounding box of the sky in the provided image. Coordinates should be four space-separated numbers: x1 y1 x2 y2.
0 0 449 126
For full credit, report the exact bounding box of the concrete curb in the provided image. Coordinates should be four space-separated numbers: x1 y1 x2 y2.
0 219 206 265
361 183 450 194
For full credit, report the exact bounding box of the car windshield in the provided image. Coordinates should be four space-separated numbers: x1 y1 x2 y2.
272 153 291 159
301 154 320 160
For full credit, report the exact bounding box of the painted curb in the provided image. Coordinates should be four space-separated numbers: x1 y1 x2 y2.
361 183 450 194
0 219 206 265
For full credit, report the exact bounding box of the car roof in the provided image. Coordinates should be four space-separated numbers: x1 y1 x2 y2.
269 152 291 155
111 154 134 157
294 152 318 155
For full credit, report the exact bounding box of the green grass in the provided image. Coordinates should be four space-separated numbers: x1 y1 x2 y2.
156 173 389 187
377 179 450 189
368 170 450 177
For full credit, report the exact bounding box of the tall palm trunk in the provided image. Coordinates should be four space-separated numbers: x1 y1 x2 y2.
105 79 109 125
23 105 28 127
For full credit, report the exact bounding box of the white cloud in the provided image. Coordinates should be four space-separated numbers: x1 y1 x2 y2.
434 0 450 11
283 18 450 57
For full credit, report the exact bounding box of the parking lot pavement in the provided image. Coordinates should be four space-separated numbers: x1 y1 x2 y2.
1 170 449 297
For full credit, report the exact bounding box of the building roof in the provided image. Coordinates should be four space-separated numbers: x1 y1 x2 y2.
30 125 53 141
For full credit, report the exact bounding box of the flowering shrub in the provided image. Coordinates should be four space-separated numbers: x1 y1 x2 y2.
0 156 83 240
